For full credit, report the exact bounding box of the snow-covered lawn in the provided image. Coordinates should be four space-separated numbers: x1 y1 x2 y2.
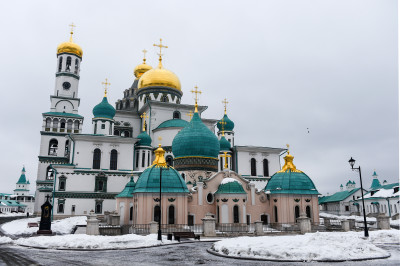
211 231 399 261
320 212 399 227
14 234 175 249
0 236 13 244
1 216 86 236
0 212 31 217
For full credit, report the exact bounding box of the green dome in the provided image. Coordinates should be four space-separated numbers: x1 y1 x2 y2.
93 97 116 119
136 131 152 146
116 177 136 198
155 119 189 130
215 178 246 194
134 166 189 193
219 136 231 151
217 114 234 131
172 112 220 158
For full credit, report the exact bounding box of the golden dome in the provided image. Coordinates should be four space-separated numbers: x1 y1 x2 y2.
134 61 153 78
57 30 83 58
138 67 181 91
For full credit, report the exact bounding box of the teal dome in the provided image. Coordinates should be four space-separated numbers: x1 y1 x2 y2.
215 178 246 194
217 114 234 131
155 119 189 130
137 131 152 146
219 136 231 151
93 97 116 119
172 112 220 158
134 166 189 193
116 177 136 198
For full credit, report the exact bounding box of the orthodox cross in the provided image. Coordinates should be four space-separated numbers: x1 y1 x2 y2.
158 136 162 146
69 23 76 41
153 38 168 67
142 49 147 63
191 86 202 112
140 112 149 131
286 144 290 154
219 120 227 136
222 98 229 114
186 110 193 120
102 78 111 97
221 152 231 169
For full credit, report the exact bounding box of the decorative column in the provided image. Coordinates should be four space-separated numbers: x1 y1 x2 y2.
197 182 203 205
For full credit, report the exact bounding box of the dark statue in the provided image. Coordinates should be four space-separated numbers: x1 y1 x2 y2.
37 195 53 235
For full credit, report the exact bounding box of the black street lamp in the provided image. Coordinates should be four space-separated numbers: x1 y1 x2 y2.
348 157 369 237
157 167 163 241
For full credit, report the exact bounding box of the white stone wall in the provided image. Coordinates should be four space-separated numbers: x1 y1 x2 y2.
235 149 281 177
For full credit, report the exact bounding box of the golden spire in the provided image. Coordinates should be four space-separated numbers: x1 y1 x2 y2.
221 152 231 169
222 98 229 115
142 49 148 64
140 112 149 131
152 136 167 167
153 38 168 68
186 110 193 120
191 86 202 113
219 120 227 136
102 78 111 97
69 23 76 42
277 144 302 173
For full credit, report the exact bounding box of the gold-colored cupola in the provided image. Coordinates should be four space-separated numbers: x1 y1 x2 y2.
57 23 83 58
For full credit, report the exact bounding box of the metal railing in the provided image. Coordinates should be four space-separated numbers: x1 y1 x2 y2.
129 224 150 234
216 223 249 233
160 224 203 234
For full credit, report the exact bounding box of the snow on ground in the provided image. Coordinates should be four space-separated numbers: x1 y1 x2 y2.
211 231 394 261
1 216 86 236
14 234 175 249
0 236 13 244
368 230 400 244
320 212 376 222
0 212 31 217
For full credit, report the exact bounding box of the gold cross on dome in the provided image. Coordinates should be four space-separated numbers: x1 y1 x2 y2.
153 38 168 67
102 78 111 97
191 86 202 112
222 98 229 114
158 136 162 146
286 144 290 154
68 23 76 41
140 112 149 131
142 49 147 63
186 110 193 120
219 120 227 136
221 152 232 169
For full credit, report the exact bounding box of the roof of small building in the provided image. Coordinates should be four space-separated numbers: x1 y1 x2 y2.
318 188 361 204
43 112 83 118
116 177 136 198
215 178 246 194
0 200 27 207
155 119 189 130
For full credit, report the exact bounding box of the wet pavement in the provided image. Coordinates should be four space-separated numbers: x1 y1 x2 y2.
0 242 399 266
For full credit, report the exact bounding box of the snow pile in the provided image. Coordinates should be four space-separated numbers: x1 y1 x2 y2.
221 178 239 185
211 232 390 261
0 236 13 245
364 188 399 198
15 234 174 249
320 212 376 222
0 212 31 217
1 216 86 236
368 230 400 244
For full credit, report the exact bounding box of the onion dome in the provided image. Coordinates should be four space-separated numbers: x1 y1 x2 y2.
136 131 152 146
116 176 136 198
57 29 83 58
138 68 181 91
172 112 220 158
134 51 152 79
155 119 189 130
265 150 319 195
134 145 189 193
17 167 27 184
219 136 231 151
217 114 235 132
215 178 246 194
93 93 116 120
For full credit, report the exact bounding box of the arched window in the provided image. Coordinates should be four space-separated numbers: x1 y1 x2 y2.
129 206 133 221
173 111 181 119
161 95 169 102
124 131 130 138
93 148 101 169
48 139 58 156
58 57 63 72
263 159 269 177
65 140 69 156
166 155 173 167
274 206 278 223
58 203 64 213
66 56 71 71
59 180 65 191
74 120 80 130
74 59 79 74
295 205 300 220
154 205 160 223
114 130 120 136
306 206 311 218
45 118 51 129
135 151 139 168
95 202 102 214
168 205 175 224
110 149 118 170
46 166 54 180
233 205 239 223
53 118 59 129
250 158 257 176
67 120 73 131
141 151 145 167
60 119 66 129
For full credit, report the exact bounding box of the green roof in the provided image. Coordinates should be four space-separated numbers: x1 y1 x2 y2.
93 96 116 119
318 188 360 204
16 167 27 184
215 178 246 194
265 170 319 195
136 131 152 146
43 112 83 118
219 136 231 151
116 177 136 198
155 119 189 130
0 200 27 207
371 182 399 191
134 166 189 193
217 114 234 131
172 112 220 159
370 178 381 189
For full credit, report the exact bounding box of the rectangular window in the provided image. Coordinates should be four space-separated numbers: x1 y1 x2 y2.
71 205 76 213
95 175 108 192
142 151 145 168
345 206 349 211
101 123 105 129
135 151 139 168
95 201 103 214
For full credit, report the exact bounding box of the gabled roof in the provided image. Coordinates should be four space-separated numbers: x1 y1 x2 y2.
319 188 361 204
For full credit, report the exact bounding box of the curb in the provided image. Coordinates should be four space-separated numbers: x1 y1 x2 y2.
15 240 217 251
206 248 391 262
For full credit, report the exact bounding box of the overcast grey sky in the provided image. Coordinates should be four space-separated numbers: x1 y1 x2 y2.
0 0 397 195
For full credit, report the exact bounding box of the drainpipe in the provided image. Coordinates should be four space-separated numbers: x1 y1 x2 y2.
386 198 391 217
50 165 57 222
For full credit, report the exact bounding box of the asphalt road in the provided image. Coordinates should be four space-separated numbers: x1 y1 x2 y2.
0 242 399 266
